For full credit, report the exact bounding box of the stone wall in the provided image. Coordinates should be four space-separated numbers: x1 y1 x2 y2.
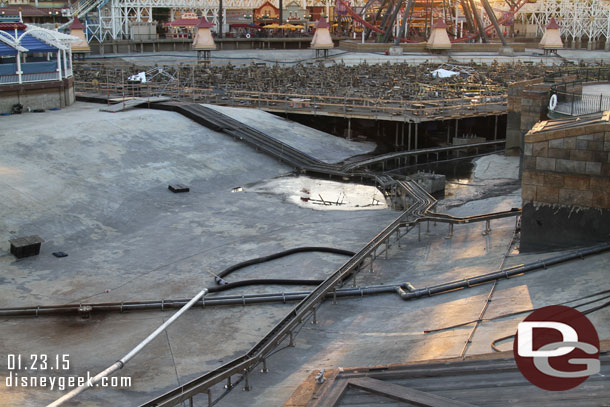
506 78 544 156
520 113 610 250
0 78 75 113
506 76 582 157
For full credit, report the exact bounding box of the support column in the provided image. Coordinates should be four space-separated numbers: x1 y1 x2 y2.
347 118 352 140
454 118 458 140
395 122 399 149
56 50 62 80
468 0 487 42
494 115 498 140
414 122 418 149
16 51 22 84
446 120 451 144
395 0 414 45
480 0 507 46
62 49 68 78
401 121 405 149
407 122 411 151
219 0 224 38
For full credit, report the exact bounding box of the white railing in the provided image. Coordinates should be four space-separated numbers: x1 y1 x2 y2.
0 74 19 85
21 71 61 82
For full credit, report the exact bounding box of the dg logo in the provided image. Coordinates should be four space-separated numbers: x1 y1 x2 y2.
513 305 600 391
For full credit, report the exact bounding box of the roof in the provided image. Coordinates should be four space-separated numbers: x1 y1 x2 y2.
164 17 201 27
432 18 448 29
286 349 610 407
0 25 79 55
0 5 62 18
546 17 560 29
196 18 215 29
0 40 17 55
0 22 27 30
69 18 85 30
316 17 330 29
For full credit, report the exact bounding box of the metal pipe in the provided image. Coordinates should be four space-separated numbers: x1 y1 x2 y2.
47 288 208 407
1 284 404 318
397 243 610 300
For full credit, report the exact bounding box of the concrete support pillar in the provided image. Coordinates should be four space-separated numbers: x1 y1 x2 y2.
395 122 399 149
347 118 352 140
407 122 411 151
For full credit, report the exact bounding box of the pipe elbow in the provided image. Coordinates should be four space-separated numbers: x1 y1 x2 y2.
395 286 410 300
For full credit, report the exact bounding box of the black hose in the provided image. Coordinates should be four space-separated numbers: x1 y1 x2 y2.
214 247 355 285
207 279 323 293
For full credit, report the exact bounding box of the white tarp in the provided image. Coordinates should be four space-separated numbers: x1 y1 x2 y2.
431 69 459 78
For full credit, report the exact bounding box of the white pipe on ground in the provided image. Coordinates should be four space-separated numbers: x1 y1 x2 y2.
47 288 208 407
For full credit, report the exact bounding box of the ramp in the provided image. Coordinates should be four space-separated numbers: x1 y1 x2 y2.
100 97 170 113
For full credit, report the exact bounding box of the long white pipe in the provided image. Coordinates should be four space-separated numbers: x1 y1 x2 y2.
47 288 208 407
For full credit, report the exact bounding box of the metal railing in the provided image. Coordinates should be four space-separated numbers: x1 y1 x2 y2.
0 74 19 85
75 80 507 120
545 67 610 84
554 90 610 116
0 71 63 85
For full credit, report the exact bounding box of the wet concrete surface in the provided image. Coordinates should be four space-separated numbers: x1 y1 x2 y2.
0 104 608 407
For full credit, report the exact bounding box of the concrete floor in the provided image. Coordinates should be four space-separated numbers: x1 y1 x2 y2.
89 48 610 68
0 103 608 407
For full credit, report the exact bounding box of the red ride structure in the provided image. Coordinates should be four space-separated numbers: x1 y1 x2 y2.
336 0 531 44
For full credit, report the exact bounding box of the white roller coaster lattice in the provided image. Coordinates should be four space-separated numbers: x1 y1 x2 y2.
516 0 610 45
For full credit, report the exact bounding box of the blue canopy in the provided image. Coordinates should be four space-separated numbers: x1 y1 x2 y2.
0 40 17 56
18 30 58 53
0 30 58 54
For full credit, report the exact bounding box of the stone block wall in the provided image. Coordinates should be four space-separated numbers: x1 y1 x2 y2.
521 114 610 250
0 78 75 114
506 78 544 156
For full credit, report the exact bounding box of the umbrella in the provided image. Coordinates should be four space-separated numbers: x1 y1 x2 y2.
263 24 280 29
292 24 305 29
277 24 292 29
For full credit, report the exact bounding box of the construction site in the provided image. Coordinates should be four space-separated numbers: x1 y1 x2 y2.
2 0 610 406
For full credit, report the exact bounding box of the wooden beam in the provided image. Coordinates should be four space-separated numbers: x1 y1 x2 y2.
347 377 479 407
312 378 349 407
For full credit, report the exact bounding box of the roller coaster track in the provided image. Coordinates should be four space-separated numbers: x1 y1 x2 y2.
138 101 520 407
